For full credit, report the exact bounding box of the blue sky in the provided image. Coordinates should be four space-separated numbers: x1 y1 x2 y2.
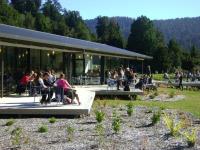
59 0 199 20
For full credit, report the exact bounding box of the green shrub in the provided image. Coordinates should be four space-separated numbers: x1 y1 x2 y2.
149 94 156 99
6 119 15 126
49 117 57 124
169 91 175 98
183 129 197 147
95 110 105 123
163 113 184 136
38 125 48 133
154 91 159 96
95 124 104 136
126 102 134 116
160 106 166 110
66 125 75 142
132 94 138 100
151 111 161 125
112 112 121 134
11 127 22 145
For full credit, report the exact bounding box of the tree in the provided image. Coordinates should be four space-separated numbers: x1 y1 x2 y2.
35 13 52 32
24 12 35 29
96 16 110 43
0 2 24 27
168 39 182 69
42 0 62 21
127 16 160 55
64 10 92 40
0 0 8 5
52 16 69 36
190 45 198 58
10 0 41 15
127 16 167 72
107 19 124 48
96 16 124 48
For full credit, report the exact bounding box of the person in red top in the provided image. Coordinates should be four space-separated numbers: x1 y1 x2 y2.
56 73 81 105
16 72 31 95
20 73 31 85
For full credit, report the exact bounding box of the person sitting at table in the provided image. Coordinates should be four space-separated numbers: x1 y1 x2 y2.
56 73 81 105
16 71 31 95
35 72 54 104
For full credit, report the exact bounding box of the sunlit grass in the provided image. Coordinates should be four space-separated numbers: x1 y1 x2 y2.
93 87 200 118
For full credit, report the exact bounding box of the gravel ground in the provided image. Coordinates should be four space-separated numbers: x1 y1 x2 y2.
0 106 199 150
142 94 185 102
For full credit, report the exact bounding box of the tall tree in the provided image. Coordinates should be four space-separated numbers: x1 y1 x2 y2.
42 0 62 21
107 19 124 48
24 12 35 29
96 16 124 48
64 10 92 40
96 16 110 43
190 45 198 58
168 39 182 69
10 0 41 15
35 13 52 32
127 16 160 55
0 2 24 26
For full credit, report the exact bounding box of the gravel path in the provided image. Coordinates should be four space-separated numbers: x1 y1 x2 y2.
0 106 199 150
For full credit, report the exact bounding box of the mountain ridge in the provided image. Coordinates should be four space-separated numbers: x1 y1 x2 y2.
85 16 200 50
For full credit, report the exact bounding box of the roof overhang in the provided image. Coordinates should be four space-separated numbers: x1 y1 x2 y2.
0 24 152 60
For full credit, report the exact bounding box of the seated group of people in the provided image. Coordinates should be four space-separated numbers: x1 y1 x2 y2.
16 70 81 105
107 67 138 91
135 74 153 90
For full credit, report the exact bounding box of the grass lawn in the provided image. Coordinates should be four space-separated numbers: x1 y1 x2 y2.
93 87 200 118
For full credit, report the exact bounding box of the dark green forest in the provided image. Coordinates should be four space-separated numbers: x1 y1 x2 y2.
0 0 200 73
86 16 200 50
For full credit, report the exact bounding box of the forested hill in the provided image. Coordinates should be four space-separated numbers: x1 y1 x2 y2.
85 16 200 50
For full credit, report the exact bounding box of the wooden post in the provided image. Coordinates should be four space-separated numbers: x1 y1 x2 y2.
142 60 144 75
1 46 4 98
100 56 105 84
83 51 86 75
63 53 72 83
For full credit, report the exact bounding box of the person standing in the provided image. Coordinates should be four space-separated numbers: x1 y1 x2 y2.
179 72 183 90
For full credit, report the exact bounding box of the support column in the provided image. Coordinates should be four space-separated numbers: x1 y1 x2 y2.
83 53 86 75
1 46 4 98
63 53 72 83
27 49 31 71
39 50 42 70
100 56 105 84
142 60 144 75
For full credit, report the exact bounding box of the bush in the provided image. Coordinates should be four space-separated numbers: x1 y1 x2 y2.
49 117 57 124
5 119 15 126
38 125 48 133
151 111 161 125
149 94 156 99
183 129 197 147
95 124 105 137
66 125 75 142
154 91 159 96
112 112 121 134
126 102 134 116
169 91 175 98
11 127 22 145
163 113 184 136
132 94 137 100
95 110 105 123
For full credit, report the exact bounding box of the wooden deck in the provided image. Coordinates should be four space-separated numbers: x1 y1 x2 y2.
0 85 143 116
0 88 95 116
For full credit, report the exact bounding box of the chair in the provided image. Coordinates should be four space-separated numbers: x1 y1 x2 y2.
107 78 117 90
31 85 42 103
55 87 65 104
